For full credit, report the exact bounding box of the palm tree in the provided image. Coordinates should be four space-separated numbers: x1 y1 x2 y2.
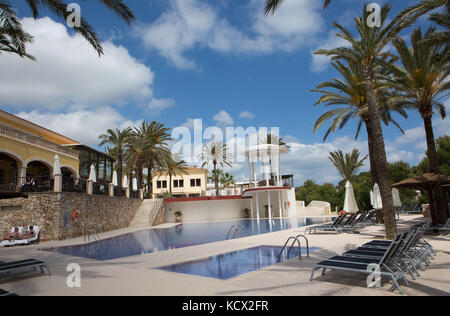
163 156 188 197
264 0 331 15
329 149 368 182
4 0 135 57
126 131 148 190
314 4 414 239
0 1 35 59
387 27 449 223
220 172 235 187
201 141 232 196
135 121 171 196
396 0 449 61
311 60 408 187
99 127 131 188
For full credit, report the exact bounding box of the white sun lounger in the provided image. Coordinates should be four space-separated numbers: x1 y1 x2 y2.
12 226 40 246
1 227 24 247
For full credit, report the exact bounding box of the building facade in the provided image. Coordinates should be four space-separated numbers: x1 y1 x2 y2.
151 167 209 198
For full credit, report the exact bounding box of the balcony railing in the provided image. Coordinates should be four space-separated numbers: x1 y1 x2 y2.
0 123 79 159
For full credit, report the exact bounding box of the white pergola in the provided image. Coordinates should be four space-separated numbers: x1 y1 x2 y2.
244 144 289 222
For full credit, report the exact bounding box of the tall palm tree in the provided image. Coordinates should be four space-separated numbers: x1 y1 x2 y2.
311 60 407 187
264 0 331 15
126 131 147 190
329 149 368 182
387 27 449 224
99 127 131 188
314 4 414 238
163 156 188 197
4 0 135 57
0 1 34 59
201 141 232 196
396 0 449 61
135 121 172 195
220 172 235 187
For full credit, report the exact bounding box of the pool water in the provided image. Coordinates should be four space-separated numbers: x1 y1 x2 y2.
43 217 331 261
157 246 321 280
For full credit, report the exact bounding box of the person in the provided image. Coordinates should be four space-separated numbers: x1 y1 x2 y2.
3 227 22 241
22 226 36 240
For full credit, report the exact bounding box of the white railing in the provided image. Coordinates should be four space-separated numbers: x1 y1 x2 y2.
149 198 164 226
0 123 79 159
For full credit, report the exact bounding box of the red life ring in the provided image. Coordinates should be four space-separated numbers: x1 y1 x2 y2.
287 201 291 208
72 210 80 222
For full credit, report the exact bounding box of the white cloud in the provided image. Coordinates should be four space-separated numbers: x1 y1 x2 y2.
213 110 234 126
15 107 140 147
0 17 174 112
139 0 325 69
239 111 255 119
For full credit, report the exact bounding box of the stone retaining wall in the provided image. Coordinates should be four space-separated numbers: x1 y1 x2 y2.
0 193 142 241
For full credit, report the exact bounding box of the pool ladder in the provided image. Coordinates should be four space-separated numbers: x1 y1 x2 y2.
84 229 101 242
226 225 245 240
278 234 310 260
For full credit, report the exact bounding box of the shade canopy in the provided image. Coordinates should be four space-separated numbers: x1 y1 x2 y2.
112 171 118 186
123 175 128 188
392 173 450 190
53 154 61 176
88 164 96 182
372 183 383 210
392 188 402 207
343 181 359 214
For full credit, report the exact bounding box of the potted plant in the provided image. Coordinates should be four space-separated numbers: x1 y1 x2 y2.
242 208 250 218
174 211 183 223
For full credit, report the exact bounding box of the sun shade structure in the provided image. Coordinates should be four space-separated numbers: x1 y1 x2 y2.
392 188 402 208
123 175 128 188
372 183 383 210
112 171 118 187
88 164 96 183
343 181 359 214
393 173 450 225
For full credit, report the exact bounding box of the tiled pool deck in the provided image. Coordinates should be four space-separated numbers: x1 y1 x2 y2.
0 215 449 296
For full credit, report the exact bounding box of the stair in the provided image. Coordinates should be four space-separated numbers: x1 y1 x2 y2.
129 199 161 228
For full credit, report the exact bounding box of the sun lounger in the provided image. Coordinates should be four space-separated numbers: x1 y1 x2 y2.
428 218 450 234
0 259 51 278
0 289 18 296
13 226 40 246
1 227 24 247
307 214 346 234
310 234 408 294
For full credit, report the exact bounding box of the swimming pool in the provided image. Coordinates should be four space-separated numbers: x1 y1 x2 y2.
43 217 332 261
157 245 321 280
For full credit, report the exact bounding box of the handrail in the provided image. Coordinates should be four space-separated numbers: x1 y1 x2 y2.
0 122 79 159
226 225 245 240
84 229 100 242
149 198 163 226
278 235 310 261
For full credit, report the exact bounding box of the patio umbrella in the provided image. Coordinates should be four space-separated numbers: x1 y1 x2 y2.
112 171 118 187
393 173 450 225
53 154 61 176
372 183 383 210
343 181 359 214
88 164 96 183
392 188 402 207
132 178 138 191
123 175 128 188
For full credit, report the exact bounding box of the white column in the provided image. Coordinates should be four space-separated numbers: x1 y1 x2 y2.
53 174 62 193
87 180 93 195
109 183 114 197
18 166 27 186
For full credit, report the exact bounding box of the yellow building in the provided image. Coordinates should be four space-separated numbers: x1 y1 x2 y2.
151 167 209 198
0 109 113 194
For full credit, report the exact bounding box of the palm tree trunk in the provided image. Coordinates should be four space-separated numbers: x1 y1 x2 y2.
148 163 153 196
137 163 143 190
423 114 449 224
365 77 397 239
169 174 173 196
365 120 383 224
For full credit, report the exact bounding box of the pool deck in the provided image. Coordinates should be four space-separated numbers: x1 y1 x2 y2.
0 215 449 296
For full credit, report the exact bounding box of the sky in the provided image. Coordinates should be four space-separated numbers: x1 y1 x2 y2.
1 0 449 186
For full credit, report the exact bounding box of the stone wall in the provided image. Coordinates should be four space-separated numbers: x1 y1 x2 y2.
0 193 142 241
152 205 165 227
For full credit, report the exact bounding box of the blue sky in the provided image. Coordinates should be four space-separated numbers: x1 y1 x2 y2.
1 0 449 185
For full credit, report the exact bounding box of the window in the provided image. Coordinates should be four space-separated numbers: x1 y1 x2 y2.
173 179 184 188
157 180 167 189
98 158 106 180
190 178 201 187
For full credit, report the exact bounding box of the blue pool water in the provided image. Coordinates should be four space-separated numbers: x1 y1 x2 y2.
43 217 331 261
157 246 321 280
